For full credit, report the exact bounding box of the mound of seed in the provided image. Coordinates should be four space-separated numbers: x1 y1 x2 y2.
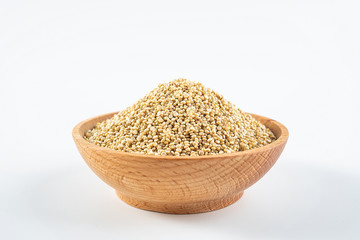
85 79 276 156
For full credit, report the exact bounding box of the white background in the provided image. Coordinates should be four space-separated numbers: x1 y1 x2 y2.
1 0 359 239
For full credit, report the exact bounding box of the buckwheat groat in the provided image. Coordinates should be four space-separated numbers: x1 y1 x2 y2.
85 79 276 156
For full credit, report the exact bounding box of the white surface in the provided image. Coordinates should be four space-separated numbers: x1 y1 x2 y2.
1 1 359 239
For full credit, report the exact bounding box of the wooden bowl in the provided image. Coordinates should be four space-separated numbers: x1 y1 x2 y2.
73 112 288 214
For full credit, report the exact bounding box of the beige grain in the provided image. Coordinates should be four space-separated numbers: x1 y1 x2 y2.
85 79 276 156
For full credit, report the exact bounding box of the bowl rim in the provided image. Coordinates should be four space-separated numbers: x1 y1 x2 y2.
73 111 289 160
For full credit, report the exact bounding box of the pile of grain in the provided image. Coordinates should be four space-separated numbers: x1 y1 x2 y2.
85 79 276 156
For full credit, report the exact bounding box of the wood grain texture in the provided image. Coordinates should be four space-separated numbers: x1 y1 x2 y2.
73 112 289 214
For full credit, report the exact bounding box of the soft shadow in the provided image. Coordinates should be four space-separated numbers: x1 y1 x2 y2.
157 161 360 239
18 166 142 226
17 160 360 239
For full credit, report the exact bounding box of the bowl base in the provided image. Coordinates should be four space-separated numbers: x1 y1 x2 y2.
116 191 244 214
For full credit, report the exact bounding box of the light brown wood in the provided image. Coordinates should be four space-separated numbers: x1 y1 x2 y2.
73 112 289 214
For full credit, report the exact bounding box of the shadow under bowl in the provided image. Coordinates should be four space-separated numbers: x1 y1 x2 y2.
73 112 288 214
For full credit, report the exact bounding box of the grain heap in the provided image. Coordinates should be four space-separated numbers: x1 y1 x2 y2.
85 79 276 156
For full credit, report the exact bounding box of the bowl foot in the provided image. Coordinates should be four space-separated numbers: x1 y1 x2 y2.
116 191 244 214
